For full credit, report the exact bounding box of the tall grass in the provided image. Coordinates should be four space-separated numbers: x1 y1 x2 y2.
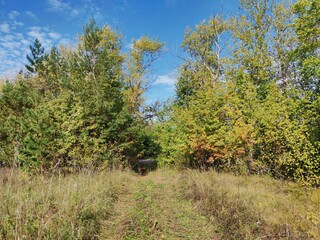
1 168 319 239
0 168 129 239
180 170 320 239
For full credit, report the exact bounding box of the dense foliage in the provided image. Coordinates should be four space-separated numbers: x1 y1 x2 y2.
155 0 320 185
0 0 319 185
0 19 163 173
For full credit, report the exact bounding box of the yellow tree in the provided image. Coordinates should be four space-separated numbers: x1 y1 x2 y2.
124 36 164 114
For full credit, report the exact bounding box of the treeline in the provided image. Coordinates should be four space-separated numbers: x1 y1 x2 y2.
0 20 163 173
154 0 319 185
0 0 319 185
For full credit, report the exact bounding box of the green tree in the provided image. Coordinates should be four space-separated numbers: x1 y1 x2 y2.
230 0 274 99
25 38 46 75
176 16 227 105
157 0 319 185
293 0 320 94
8 19 163 173
0 78 41 167
271 2 297 91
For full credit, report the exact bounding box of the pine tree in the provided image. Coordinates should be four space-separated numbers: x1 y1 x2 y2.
25 38 46 75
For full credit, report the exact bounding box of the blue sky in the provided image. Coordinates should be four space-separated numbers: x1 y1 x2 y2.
0 0 240 103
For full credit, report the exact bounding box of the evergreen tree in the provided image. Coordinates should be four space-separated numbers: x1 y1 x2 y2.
25 38 46 75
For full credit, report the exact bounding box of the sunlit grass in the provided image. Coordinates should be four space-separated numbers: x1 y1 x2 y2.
0 168 129 239
1 168 319 239
181 170 320 239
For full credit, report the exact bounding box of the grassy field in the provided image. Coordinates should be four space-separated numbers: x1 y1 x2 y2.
0 168 319 239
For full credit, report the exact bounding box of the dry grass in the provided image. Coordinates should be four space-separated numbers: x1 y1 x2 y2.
0 168 129 239
0 168 319 239
180 170 320 239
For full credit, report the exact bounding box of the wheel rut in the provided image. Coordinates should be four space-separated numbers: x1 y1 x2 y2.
101 171 218 240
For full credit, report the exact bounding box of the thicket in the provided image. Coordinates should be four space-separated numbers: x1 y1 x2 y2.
0 19 163 173
154 0 320 185
0 0 319 185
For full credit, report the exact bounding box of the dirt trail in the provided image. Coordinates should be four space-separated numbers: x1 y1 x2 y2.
101 171 217 240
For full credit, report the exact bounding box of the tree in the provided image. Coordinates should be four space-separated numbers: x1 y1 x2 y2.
0 78 41 167
124 36 164 114
41 46 64 97
4 19 163 173
176 16 227 105
293 0 320 94
156 0 319 185
229 0 275 99
271 2 297 91
25 38 46 75
18 20 130 172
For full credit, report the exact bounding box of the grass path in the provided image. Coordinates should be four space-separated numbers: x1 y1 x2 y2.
2 169 318 239
102 171 217 240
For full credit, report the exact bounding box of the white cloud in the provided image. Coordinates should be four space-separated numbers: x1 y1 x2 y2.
0 23 10 33
12 21 24 27
0 3 73 80
111 0 128 12
11 50 21 56
48 31 61 39
21 39 31 46
0 68 20 80
80 1 103 22
0 41 21 49
25 11 37 19
125 43 133 50
29 26 42 31
2 34 15 41
8 11 20 20
0 24 69 79
27 27 59 47
44 0 123 25
14 33 24 39
46 0 81 19
154 73 177 86
58 37 71 46
47 0 70 11
28 30 46 40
